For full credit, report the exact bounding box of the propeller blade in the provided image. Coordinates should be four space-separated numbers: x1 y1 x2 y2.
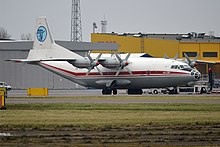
194 53 199 62
125 67 132 75
164 54 169 59
95 53 102 61
86 52 93 62
86 67 93 76
115 66 123 76
125 53 131 61
96 67 103 75
184 53 192 64
174 53 178 60
115 53 123 63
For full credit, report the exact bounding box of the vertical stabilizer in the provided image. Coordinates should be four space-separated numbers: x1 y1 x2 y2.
27 17 84 60
33 17 54 49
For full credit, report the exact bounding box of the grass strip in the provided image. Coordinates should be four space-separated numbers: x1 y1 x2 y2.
0 103 220 129
5 103 220 111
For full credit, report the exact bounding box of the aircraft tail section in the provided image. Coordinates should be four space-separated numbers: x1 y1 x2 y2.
26 17 83 61
33 17 54 50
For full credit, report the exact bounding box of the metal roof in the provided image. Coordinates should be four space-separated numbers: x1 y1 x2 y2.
99 32 220 43
0 40 118 51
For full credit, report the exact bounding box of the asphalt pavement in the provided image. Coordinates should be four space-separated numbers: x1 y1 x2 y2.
5 89 220 104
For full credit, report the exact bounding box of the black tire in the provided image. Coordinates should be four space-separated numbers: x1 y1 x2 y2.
153 90 158 94
113 89 117 95
102 88 112 95
127 89 143 95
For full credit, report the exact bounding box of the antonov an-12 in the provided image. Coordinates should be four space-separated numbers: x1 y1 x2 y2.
9 17 201 95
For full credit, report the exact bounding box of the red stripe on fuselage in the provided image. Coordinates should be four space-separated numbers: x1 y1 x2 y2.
40 62 189 77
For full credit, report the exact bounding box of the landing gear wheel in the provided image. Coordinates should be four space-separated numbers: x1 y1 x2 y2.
113 89 117 95
127 89 143 95
168 88 178 94
153 89 158 94
102 88 112 95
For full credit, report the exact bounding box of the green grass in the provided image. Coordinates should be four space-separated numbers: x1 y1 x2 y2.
5 103 220 111
1 103 220 129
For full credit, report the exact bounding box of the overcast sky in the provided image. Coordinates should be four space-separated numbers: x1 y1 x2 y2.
1 0 220 41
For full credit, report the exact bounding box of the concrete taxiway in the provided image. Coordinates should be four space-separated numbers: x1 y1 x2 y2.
5 89 220 104
5 88 220 105
6 98 220 104
7 89 220 97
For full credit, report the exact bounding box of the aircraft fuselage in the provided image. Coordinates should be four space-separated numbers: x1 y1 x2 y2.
39 57 199 89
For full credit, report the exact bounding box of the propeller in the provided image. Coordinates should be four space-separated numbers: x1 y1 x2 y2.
184 53 199 68
115 53 132 76
164 54 169 59
86 53 103 75
164 53 178 60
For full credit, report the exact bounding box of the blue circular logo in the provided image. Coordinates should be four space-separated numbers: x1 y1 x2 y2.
37 26 47 42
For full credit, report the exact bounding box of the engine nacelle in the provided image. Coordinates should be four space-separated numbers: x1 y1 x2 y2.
68 58 91 68
100 59 121 69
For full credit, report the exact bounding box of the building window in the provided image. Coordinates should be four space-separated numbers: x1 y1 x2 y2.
203 52 218 57
182 52 197 57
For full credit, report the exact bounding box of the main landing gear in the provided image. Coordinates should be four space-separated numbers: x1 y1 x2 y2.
101 88 143 95
102 88 117 95
127 89 143 95
167 87 178 94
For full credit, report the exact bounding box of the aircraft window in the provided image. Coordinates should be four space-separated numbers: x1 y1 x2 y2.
171 65 186 69
184 65 191 68
180 65 184 69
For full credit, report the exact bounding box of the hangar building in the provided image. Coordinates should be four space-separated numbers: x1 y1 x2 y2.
91 32 220 78
0 40 118 89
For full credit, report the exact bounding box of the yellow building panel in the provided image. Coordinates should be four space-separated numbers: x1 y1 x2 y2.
179 43 200 58
91 33 142 53
144 38 178 58
91 33 220 61
200 43 219 61
114 36 142 53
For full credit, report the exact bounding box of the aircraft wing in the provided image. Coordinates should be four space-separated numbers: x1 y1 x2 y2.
196 60 220 64
6 58 77 63
97 58 107 62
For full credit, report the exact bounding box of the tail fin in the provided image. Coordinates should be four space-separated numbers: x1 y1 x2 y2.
33 17 54 49
27 17 83 60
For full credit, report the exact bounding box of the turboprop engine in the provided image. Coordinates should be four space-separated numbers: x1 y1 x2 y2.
100 53 132 76
68 53 103 75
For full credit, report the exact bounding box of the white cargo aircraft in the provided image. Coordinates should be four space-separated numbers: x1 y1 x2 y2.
9 17 201 95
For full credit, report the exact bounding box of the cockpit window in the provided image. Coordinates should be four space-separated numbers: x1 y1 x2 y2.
171 64 191 70
171 65 179 69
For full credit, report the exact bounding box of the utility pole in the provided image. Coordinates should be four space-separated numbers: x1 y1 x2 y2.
71 0 82 42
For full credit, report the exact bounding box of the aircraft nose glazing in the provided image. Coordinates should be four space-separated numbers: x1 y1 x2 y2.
191 69 201 80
